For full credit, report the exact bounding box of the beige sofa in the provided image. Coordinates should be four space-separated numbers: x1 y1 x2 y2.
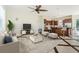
0 32 21 53
0 41 20 53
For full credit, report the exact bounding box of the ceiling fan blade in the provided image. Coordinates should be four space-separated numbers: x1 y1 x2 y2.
38 5 41 8
36 11 40 14
36 5 38 8
39 9 48 11
36 5 41 9
28 7 35 10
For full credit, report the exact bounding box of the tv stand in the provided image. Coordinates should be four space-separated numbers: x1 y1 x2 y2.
26 30 30 34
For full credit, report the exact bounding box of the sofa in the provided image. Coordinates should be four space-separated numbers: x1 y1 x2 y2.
48 33 58 39
42 31 58 39
0 32 20 53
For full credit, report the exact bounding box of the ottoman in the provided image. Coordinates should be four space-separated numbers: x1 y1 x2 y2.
48 33 58 39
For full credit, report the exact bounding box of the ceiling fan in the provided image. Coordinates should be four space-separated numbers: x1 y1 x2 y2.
28 5 48 14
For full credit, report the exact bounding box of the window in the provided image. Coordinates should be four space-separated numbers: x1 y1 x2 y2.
0 6 5 32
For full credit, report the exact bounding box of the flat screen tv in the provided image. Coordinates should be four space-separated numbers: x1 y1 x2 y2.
23 24 31 30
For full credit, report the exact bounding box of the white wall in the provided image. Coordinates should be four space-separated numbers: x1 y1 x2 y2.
5 6 45 35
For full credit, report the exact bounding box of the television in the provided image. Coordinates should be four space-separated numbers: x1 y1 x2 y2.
23 24 31 30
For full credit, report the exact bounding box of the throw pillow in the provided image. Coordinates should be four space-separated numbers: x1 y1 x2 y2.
3 36 13 44
12 36 18 42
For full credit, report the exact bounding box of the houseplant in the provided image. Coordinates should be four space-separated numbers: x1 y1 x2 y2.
7 20 14 35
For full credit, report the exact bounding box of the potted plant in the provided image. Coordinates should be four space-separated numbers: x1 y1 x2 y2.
7 20 14 35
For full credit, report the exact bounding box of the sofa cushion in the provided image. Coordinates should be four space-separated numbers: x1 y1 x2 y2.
3 36 13 44
0 41 19 53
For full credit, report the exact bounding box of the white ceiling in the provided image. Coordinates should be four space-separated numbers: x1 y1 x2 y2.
4 5 79 18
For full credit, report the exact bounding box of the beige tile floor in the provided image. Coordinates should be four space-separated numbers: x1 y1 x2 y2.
75 47 79 50
65 40 79 45
56 46 78 53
